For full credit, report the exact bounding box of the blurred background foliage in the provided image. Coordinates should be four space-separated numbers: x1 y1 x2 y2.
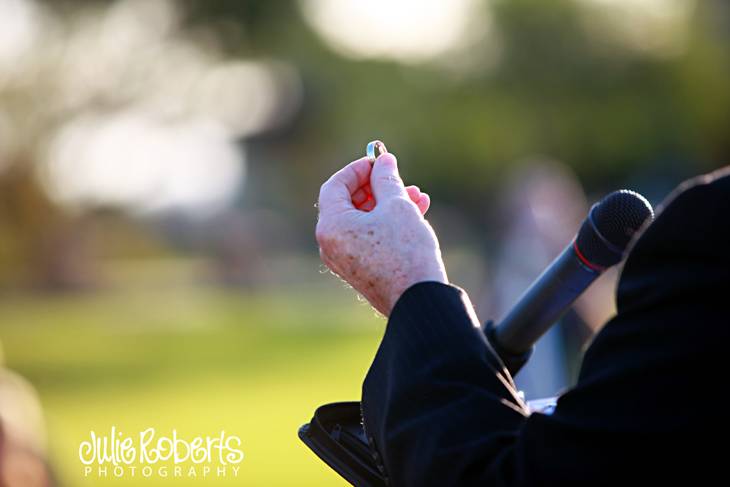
0 0 728 290
0 0 728 485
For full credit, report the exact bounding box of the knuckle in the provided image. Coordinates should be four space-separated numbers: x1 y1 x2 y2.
318 180 331 200
375 174 403 187
315 222 331 245
316 219 344 251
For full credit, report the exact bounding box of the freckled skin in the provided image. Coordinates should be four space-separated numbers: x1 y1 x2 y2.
316 154 447 316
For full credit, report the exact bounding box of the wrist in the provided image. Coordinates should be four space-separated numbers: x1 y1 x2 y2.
386 265 448 316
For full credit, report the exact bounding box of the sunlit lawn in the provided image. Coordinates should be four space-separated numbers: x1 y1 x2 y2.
0 280 384 486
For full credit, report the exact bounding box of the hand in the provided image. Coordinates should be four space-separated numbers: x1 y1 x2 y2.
316 153 448 316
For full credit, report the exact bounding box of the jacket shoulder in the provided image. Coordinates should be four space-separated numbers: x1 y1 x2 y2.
616 167 730 312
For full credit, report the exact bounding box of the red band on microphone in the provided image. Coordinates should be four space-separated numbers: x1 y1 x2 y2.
573 240 605 273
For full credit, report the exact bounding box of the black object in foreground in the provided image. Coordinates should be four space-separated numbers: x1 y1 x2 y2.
298 402 385 486
487 190 653 374
299 190 654 487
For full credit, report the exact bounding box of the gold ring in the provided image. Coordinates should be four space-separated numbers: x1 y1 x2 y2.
366 140 388 164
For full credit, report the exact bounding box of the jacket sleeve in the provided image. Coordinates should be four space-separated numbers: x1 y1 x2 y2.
361 282 532 486
361 170 730 487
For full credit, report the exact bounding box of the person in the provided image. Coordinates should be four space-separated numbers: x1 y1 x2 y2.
482 160 613 398
315 153 729 486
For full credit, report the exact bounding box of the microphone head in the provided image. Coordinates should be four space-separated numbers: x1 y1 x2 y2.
574 190 654 270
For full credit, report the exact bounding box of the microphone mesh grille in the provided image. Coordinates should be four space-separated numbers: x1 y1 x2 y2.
592 190 654 250
575 190 654 269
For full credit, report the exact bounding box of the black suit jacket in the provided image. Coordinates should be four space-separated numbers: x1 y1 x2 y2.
361 168 730 486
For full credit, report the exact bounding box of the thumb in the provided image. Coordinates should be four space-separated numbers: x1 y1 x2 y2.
370 153 408 201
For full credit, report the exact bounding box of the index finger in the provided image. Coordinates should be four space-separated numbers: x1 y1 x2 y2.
318 157 372 215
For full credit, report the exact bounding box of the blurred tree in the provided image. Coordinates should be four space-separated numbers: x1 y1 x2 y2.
179 0 728 238
1 0 728 290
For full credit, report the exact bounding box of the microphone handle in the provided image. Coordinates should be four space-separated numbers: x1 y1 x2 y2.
493 243 601 357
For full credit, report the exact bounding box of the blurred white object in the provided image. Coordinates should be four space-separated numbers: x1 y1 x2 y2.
0 0 302 216
527 396 558 415
41 113 244 216
299 0 492 64
0 368 47 455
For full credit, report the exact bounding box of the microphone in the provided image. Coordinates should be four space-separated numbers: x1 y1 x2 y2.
484 190 654 375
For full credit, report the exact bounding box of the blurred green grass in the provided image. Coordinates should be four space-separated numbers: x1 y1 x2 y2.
0 285 384 486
